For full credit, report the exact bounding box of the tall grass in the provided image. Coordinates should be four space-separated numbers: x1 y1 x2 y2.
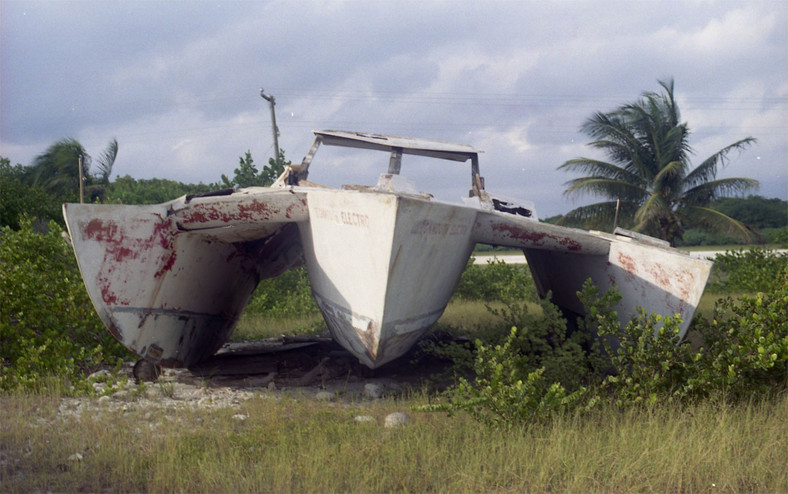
231 299 540 341
1 391 785 493
230 314 324 341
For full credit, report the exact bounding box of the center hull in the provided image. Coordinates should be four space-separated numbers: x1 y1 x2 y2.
300 189 476 367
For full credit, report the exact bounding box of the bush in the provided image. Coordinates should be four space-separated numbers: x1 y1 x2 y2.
428 263 787 424
760 226 788 246
578 280 701 406
0 159 62 229
416 327 590 426
0 217 129 393
579 275 787 406
488 287 607 392
452 258 533 302
708 248 788 293
691 271 788 399
244 266 318 318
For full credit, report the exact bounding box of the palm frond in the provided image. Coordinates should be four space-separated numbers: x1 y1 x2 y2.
558 201 632 231
681 205 754 243
653 159 684 186
652 159 687 203
580 113 646 168
94 138 118 185
563 177 648 203
682 177 759 206
558 158 642 184
684 137 758 188
634 193 669 226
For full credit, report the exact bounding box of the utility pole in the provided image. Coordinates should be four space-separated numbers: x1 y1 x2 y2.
613 198 620 231
78 155 84 204
260 88 280 162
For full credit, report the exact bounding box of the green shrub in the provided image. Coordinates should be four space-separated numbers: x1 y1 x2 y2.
579 274 788 406
416 327 590 426
417 281 605 425
708 248 788 293
0 159 62 229
691 270 788 399
244 266 318 318
761 226 788 246
488 288 607 392
676 228 748 247
578 280 701 406
0 217 129 393
453 258 533 302
432 268 787 424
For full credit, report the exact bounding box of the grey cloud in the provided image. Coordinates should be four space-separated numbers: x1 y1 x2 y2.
1 0 784 218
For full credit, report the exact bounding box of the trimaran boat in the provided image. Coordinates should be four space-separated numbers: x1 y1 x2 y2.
63 130 713 370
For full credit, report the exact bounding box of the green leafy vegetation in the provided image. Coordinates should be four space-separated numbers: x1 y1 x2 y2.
419 326 590 426
106 175 216 204
422 251 787 423
0 218 130 393
453 258 533 302
219 149 289 189
707 247 788 293
244 267 318 318
0 158 62 229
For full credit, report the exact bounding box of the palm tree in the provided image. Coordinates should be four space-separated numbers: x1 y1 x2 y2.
559 79 758 246
87 138 118 203
28 138 88 200
28 138 118 203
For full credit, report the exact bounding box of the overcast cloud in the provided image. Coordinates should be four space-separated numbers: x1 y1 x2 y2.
1 0 786 217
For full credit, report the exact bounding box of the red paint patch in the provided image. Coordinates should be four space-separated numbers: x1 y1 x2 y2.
80 216 179 304
617 252 637 273
154 251 177 278
490 222 582 251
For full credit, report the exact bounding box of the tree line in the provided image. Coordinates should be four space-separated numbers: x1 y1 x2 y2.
1 144 288 230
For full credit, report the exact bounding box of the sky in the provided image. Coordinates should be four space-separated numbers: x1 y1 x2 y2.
1 0 786 218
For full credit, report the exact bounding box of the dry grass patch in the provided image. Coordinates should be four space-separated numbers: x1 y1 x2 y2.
231 314 324 341
2 390 786 493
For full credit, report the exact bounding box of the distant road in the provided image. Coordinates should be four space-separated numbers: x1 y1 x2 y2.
472 248 787 265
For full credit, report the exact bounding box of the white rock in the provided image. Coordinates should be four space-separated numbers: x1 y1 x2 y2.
354 415 376 424
363 383 384 399
315 391 334 401
384 412 410 428
232 414 247 421
88 369 110 381
113 390 130 399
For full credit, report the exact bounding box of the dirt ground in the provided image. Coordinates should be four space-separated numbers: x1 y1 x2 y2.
134 331 469 402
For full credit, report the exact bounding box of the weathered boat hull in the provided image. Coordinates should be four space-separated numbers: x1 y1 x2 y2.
472 211 712 338
63 130 713 371
300 188 476 367
63 189 307 367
